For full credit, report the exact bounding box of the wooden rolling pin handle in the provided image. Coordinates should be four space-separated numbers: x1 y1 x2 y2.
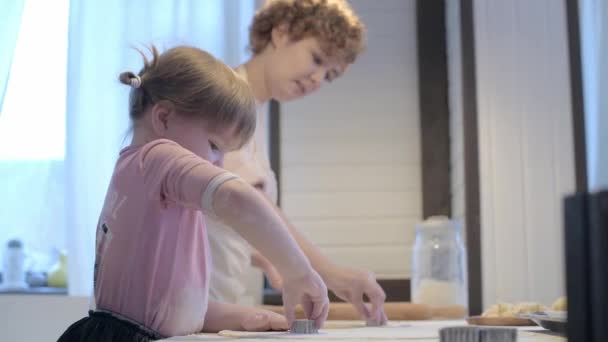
262 302 455 320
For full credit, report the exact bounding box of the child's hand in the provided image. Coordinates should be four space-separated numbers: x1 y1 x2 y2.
241 310 288 331
281 270 329 329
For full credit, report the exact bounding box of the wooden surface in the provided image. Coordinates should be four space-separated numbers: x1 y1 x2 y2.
260 302 467 321
264 279 412 305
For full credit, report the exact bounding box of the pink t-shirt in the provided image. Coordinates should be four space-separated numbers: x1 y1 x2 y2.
93 139 230 337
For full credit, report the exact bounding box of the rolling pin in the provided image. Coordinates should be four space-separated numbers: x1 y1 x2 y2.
260 302 466 320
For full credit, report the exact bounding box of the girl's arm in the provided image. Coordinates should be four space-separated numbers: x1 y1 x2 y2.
202 300 287 333
140 140 329 327
211 177 329 327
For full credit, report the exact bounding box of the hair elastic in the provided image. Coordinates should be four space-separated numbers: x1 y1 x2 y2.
130 75 142 88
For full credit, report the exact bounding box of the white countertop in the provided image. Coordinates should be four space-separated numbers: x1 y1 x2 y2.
162 320 566 341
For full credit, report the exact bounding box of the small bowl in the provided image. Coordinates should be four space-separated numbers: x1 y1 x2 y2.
518 312 567 335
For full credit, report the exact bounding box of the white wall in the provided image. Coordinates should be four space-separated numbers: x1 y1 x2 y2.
280 0 421 279
0 295 89 341
474 0 576 306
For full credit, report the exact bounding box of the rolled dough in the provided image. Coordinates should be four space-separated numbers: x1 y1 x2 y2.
216 322 441 340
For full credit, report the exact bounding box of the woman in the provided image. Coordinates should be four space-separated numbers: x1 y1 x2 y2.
207 0 388 328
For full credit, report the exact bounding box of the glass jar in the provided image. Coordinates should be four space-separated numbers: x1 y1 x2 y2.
411 216 468 312
2 239 28 289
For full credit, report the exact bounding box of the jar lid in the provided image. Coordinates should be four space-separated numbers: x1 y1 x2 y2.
416 216 461 233
7 239 23 249
423 215 451 227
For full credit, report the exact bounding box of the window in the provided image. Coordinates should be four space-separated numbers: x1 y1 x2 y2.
0 0 256 295
0 0 69 268
0 0 68 160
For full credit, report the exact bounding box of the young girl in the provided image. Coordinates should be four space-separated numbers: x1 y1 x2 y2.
58 45 329 341
207 0 388 325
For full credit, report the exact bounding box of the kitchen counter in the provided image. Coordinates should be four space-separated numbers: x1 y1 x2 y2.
162 320 566 341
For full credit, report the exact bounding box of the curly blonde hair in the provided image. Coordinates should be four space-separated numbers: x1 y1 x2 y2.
249 0 366 64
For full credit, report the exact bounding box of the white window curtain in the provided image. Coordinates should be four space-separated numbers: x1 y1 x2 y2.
0 0 255 296
580 0 608 192
0 0 25 109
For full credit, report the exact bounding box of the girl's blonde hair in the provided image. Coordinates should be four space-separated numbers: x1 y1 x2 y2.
119 46 256 148
249 0 366 64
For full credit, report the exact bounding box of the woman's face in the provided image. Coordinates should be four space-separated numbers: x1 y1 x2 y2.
265 30 347 101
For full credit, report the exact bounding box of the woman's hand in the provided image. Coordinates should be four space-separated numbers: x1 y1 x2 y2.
321 265 388 325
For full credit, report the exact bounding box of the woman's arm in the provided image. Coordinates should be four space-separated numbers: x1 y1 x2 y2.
251 248 283 290
261 195 388 325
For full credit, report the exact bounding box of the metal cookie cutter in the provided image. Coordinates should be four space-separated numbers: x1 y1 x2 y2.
290 319 318 334
439 326 517 342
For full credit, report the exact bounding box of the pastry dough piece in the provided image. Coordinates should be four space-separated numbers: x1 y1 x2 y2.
481 302 546 318
551 297 567 311
481 303 514 317
217 324 438 340
511 302 546 315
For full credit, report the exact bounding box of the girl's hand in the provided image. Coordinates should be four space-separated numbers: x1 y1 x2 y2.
281 269 329 329
241 310 288 331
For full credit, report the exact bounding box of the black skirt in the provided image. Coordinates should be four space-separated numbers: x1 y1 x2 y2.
57 310 165 342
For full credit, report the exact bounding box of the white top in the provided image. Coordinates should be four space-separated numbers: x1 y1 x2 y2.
207 65 278 303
